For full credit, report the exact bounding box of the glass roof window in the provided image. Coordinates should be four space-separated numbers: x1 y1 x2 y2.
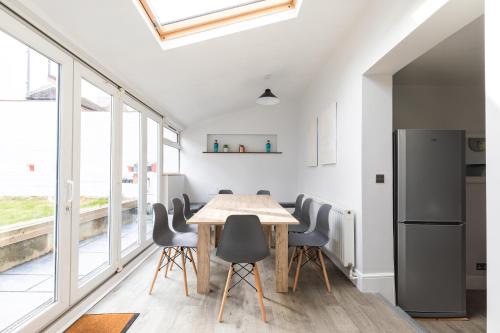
139 0 296 41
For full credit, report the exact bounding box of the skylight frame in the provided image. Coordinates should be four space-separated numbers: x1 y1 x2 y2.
139 0 296 41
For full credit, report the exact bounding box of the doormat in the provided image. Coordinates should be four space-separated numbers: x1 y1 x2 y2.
65 313 139 333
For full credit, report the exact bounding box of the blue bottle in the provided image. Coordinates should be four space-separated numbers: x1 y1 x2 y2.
214 139 219 153
266 140 271 153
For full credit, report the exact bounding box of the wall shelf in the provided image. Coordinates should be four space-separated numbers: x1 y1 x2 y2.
203 151 282 154
206 133 280 153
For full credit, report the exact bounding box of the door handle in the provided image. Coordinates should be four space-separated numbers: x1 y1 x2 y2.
66 180 74 213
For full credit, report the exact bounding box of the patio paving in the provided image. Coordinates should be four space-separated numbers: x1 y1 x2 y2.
0 220 147 331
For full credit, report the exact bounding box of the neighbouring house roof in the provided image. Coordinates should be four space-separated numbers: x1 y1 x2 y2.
26 85 107 111
26 85 56 100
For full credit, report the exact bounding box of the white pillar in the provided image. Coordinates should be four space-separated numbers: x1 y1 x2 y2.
485 0 500 329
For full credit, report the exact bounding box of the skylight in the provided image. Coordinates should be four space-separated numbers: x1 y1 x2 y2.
139 0 296 41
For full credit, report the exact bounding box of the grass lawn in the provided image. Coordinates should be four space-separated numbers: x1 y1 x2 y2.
0 196 108 227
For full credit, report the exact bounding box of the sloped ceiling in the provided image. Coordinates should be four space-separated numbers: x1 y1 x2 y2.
395 16 484 86
12 0 368 126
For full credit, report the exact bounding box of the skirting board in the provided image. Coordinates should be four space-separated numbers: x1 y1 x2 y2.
354 269 396 304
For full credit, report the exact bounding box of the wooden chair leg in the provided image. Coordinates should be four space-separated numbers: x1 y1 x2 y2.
164 247 172 278
187 248 197 276
288 247 296 274
181 247 189 296
293 248 303 292
170 246 178 271
253 263 267 322
149 249 165 295
218 264 234 322
318 249 332 292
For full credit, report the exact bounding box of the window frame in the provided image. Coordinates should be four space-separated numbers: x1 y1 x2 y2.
139 0 296 40
163 125 181 174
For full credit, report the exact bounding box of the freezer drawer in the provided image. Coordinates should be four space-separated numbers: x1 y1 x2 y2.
397 223 466 317
396 129 465 223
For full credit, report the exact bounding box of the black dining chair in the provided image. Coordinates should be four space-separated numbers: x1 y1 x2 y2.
182 193 198 219
149 203 197 296
168 198 198 273
291 194 305 219
216 215 270 322
288 203 332 292
172 198 198 233
256 190 271 195
288 198 312 233
218 189 233 194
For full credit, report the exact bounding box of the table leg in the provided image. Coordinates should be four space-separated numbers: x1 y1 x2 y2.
215 225 223 248
197 224 211 294
262 225 272 248
275 224 288 292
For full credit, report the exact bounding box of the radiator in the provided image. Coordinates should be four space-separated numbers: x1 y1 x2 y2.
322 205 355 269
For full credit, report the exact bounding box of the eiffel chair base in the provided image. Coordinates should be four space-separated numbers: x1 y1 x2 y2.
149 246 196 296
289 246 331 292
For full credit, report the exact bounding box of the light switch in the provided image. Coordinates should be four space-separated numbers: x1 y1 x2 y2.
376 174 385 183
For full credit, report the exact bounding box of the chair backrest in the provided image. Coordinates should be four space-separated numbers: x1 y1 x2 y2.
292 194 305 217
171 197 187 232
218 189 233 194
315 204 332 237
152 203 173 245
300 198 313 228
182 193 191 216
216 215 270 263
256 190 270 195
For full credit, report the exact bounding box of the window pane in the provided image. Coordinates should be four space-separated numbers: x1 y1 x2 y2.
148 0 261 25
146 118 159 239
78 79 112 284
163 145 179 174
163 126 178 143
0 30 59 330
121 104 140 254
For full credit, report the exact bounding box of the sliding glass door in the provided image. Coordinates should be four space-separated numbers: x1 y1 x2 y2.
0 10 73 333
0 7 163 332
70 64 119 303
121 103 141 255
145 117 161 240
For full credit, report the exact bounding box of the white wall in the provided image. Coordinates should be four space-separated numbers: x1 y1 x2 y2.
485 0 500 329
181 102 299 203
296 0 484 302
393 84 485 131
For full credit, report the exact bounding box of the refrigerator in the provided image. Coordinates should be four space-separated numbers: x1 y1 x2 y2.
394 129 466 318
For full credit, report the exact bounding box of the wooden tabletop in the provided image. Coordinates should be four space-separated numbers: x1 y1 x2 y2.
187 194 299 225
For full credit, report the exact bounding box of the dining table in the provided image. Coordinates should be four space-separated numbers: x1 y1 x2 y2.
187 194 299 294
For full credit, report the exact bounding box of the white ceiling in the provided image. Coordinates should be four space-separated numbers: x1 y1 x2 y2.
16 0 369 126
395 16 484 86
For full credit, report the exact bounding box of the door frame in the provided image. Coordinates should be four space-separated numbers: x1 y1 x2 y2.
70 62 120 304
119 95 159 264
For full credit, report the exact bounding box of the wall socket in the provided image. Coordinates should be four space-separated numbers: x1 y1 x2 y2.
376 174 385 183
476 263 487 271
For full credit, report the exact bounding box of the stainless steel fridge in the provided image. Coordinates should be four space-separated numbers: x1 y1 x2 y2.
394 129 466 318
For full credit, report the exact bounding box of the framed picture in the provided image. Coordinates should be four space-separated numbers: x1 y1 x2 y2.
318 102 337 165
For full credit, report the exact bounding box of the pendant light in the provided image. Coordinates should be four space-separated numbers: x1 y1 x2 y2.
256 88 280 106
256 74 280 106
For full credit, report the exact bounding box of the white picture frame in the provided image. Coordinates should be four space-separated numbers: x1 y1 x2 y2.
318 103 337 165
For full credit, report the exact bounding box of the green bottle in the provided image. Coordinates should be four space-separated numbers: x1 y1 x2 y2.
266 140 271 153
214 139 219 153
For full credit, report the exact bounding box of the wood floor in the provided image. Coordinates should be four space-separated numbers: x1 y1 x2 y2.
90 248 423 333
415 290 486 333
